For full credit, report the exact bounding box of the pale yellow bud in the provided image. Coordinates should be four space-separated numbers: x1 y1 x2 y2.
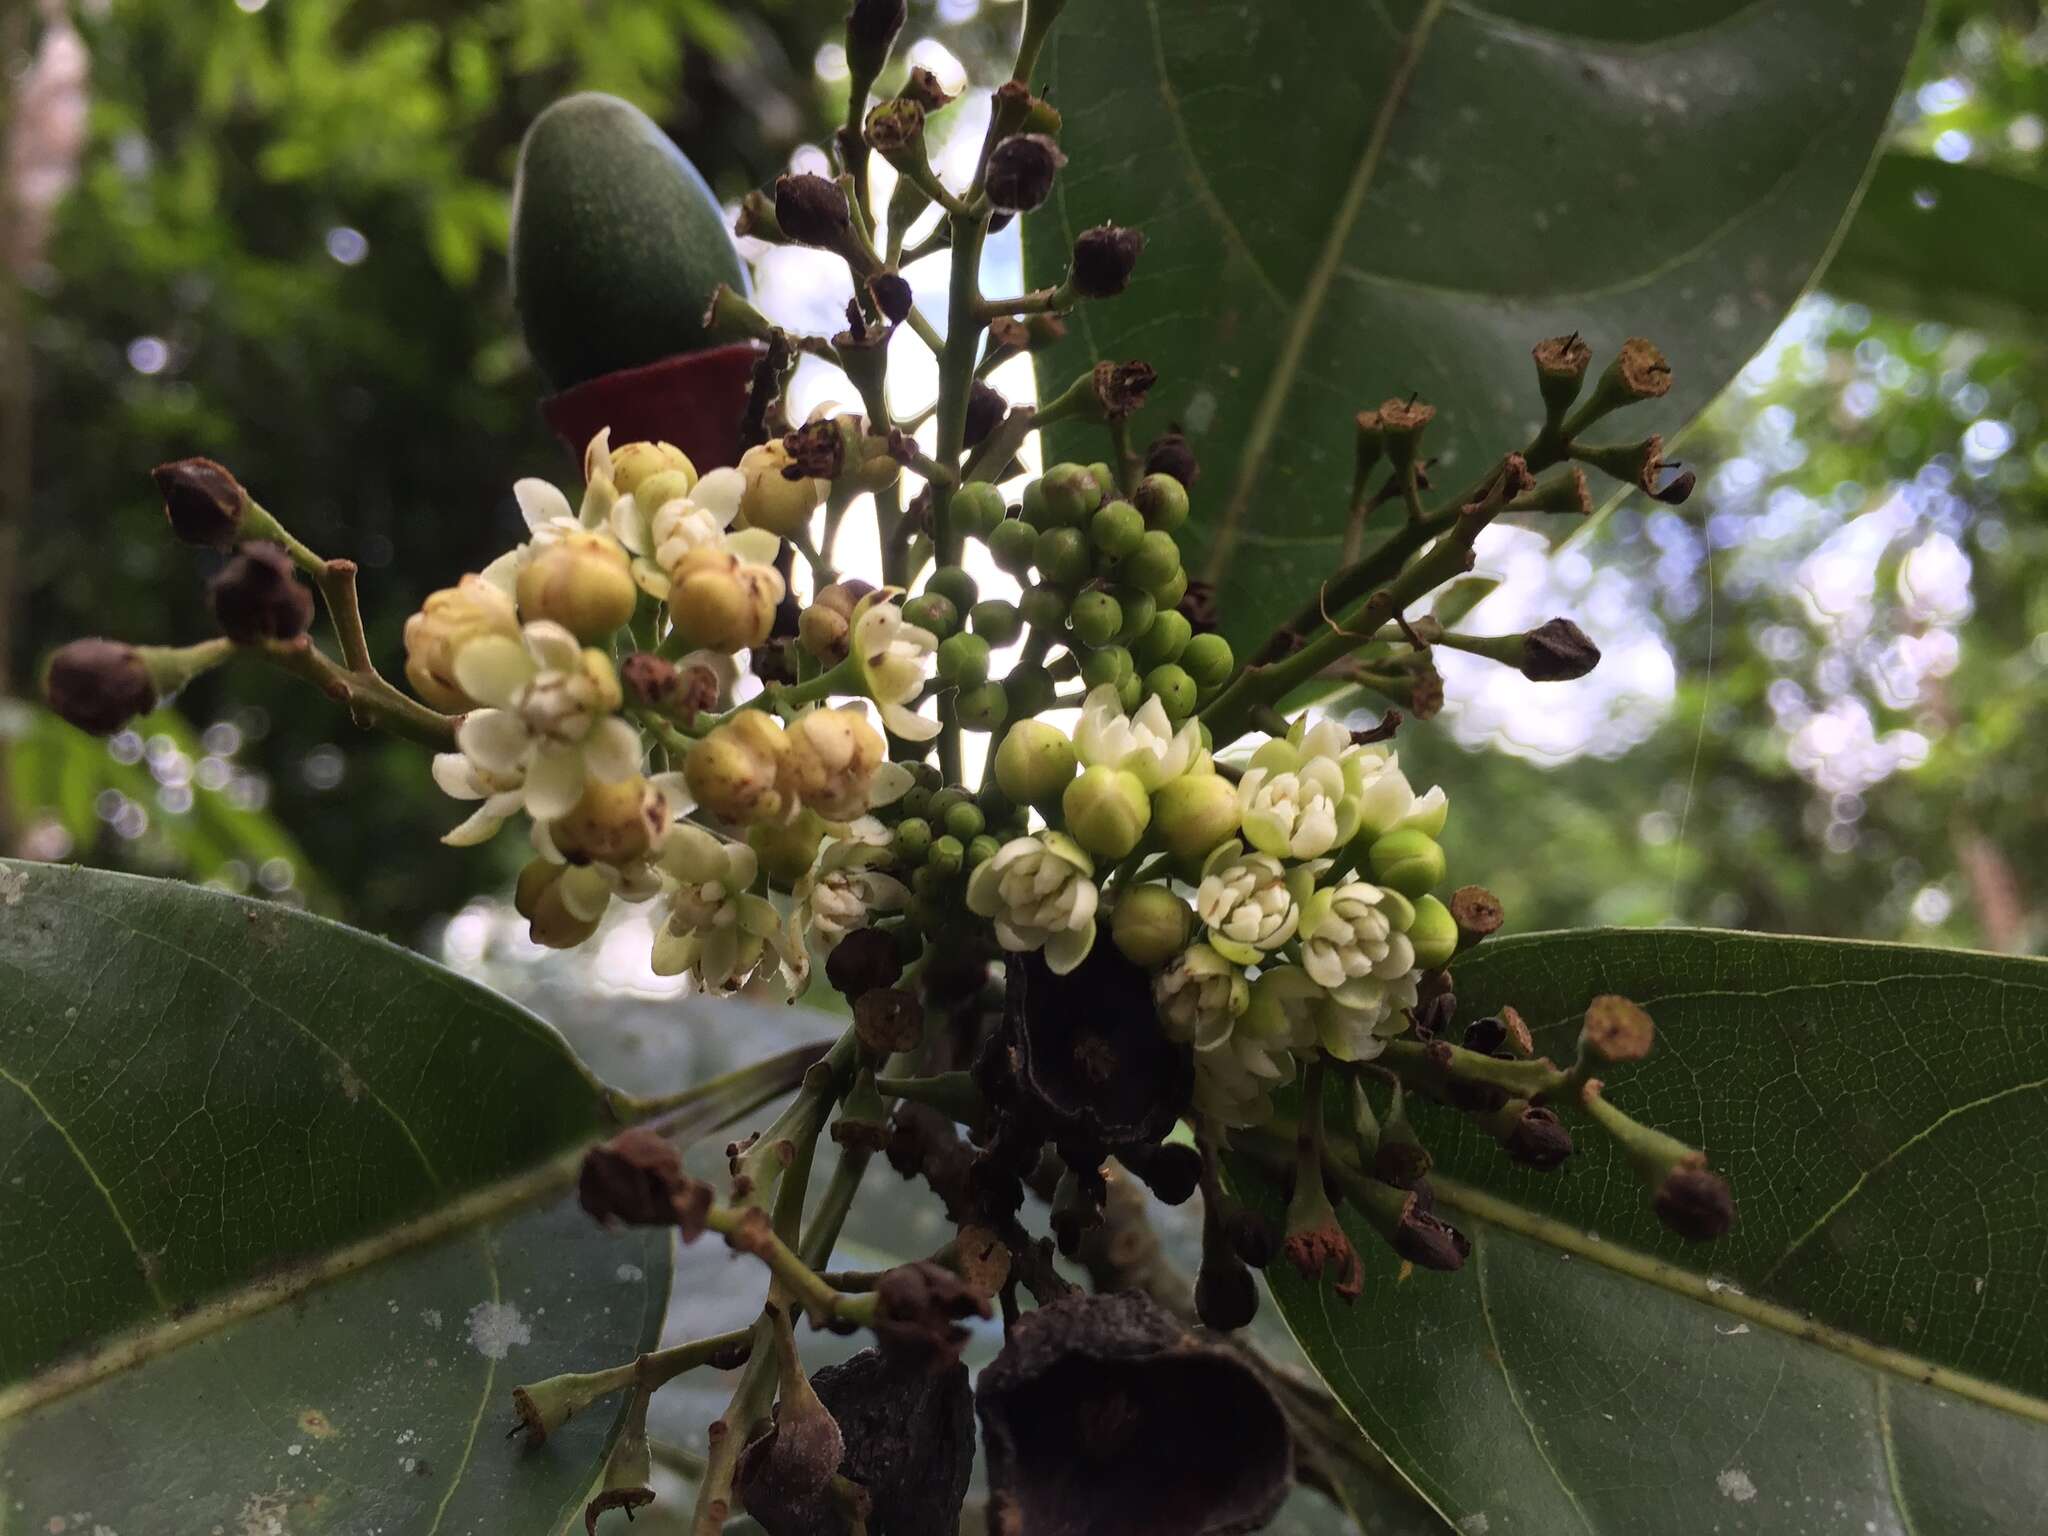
516 531 639 642
515 859 602 949
685 710 790 825
403 574 520 711
852 432 901 494
550 774 665 867
737 441 823 537
799 602 851 664
666 547 783 653
749 807 828 885
609 441 696 498
783 706 885 820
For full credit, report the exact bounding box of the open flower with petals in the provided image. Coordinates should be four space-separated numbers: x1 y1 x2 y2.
1232 717 1377 861
1074 684 1201 790
523 771 687 925
1154 941 1249 1050
482 429 625 595
966 832 1097 972
448 621 641 823
794 820 911 948
623 465 785 604
651 825 796 996
1348 743 1448 841
1298 879 1418 1022
850 595 940 742
432 753 526 847
1195 840 1323 965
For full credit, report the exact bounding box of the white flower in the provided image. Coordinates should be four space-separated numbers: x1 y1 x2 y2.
1236 754 1351 860
432 752 526 847
1191 1028 1296 1128
482 430 625 595
1313 972 1419 1061
1195 841 1322 965
965 832 1098 973
524 772 686 922
449 621 642 822
795 821 911 947
1074 684 1201 790
1298 880 1417 1002
1348 744 1447 840
651 824 796 996
851 597 941 742
627 466 783 602
1153 942 1248 1049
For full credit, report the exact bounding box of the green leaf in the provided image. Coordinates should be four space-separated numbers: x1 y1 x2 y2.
0 861 673 1529
1026 0 1926 647
1228 928 2048 1534
1824 152 2048 331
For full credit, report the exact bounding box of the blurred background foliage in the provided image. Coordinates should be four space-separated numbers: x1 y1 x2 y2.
2 0 2045 957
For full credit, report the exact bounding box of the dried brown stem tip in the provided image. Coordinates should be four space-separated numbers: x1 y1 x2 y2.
1520 616 1602 681
1655 1165 1738 1242
773 172 852 248
577 1126 713 1237
874 1259 992 1373
1581 993 1655 1063
1608 337 1673 402
965 380 1008 448
1070 223 1146 299
208 542 314 645
1448 885 1505 947
1533 332 1593 405
44 638 157 736
154 457 246 546
984 132 1066 213
853 984 922 1053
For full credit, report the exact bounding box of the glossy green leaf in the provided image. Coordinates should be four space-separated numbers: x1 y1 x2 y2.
1228 927 2048 1534
1824 152 2048 331
1026 0 1925 647
0 860 670 1530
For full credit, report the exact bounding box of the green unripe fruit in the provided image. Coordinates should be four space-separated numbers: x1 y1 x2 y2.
1007 668 1056 718
943 800 986 841
511 93 749 389
1132 609 1192 669
1152 773 1240 861
1133 472 1190 532
952 482 1006 539
892 817 933 862
1020 477 1050 526
1040 462 1104 527
967 833 1001 867
970 599 1023 647
1407 895 1458 970
1150 566 1189 610
1070 590 1123 649
1081 645 1132 690
1112 588 1157 644
1117 673 1143 712
928 787 968 820
1181 632 1235 689
1111 883 1195 970
1034 526 1091 588
926 565 978 614
928 834 966 877
956 680 1010 731
994 719 1077 807
1369 828 1447 898
1118 529 1182 592
1090 500 1145 560
902 592 958 638
1019 586 1067 632
1062 765 1152 861
899 785 932 819
988 517 1038 575
1145 664 1197 721
1086 462 1119 499
937 632 991 687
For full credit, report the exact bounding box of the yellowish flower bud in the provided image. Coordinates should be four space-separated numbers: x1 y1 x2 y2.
632 468 697 517
1110 883 1194 969
783 705 886 820
666 547 783 653
1062 764 1151 861
403 574 520 711
516 530 639 643
609 441 696 498
685 710 790 825
1151 772 1240 862
515 859 602 949
799 602 851 664
749 807 828 886
737 441 824 537
851 432 901 494
549 774 665 867
580 647 625 715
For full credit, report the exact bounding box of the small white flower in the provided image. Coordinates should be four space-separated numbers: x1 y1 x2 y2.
795 821 911 947
432 752 526 847
449 621 642 823
1190 1028 1296 1128
482 430 625 595
1236 755 1351 860
1195 840 1322 965
851 597 941 742
1153 942 1248 1049
650 824 796 996
1074 684 1201 790
965 832 1098 973
1298 880 1417 1003
631 466 783 602
524 772 686 922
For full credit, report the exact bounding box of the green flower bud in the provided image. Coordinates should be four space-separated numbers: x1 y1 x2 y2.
1150 565 1189 610
902 592 959 638
1070 590 1122 648
1090 500 1145 560
926 565 978 614
967 833 1001 867
1086 461 1119 500
1112 588 1157 644
943 800 986 841
928 786 968 819
970 599 1023 647
1080 644 1132 689
610 441 697 498
1145 664 1197 721
1110 883 1194 969
1133 472 1190 532
1132 609 1192 669
1034 526 1091 587
937 632 991 686
899 783 933 818
994 719 1077 807
1039 462 1104 526
892 816 933 862
1019 586 1067 632
1020 476 1050 526
1117 672 1143 711
1009 668 1056 717
1152 772 1240 862
956 679 1010 731
1369 828 1447 898
928 833 966 876
1062 764 1152 860
1181 632 1235 690
988 517 1038 575
952 481 1007 538
1407 894 1458 970
1117 530 1181 592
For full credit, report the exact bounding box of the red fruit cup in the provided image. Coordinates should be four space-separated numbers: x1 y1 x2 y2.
540 342 766 473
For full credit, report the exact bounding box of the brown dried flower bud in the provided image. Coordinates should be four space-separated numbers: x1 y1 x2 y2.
782 417 848 481
827 927 904 1002
854 985 923 1053
845 0 908 76
1144 427 1199 488
1655 1165 1737 1242
577 1127 712 1238
153 457 245 546
869 270 913 323
900 64 955 112
1520 616 1602 681
964 380 1008 450
1582 993 1655 1063
811 1349 975 1536
1500 1103 1574 1171
1116 1140 1202 1206
1449 885 1505 947
874 1260 992 1373
984 132 1065 213
1070 223 1146 299
773 172 851 248
1091 359 1157 421
43 638 157 735
208 542 314 644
